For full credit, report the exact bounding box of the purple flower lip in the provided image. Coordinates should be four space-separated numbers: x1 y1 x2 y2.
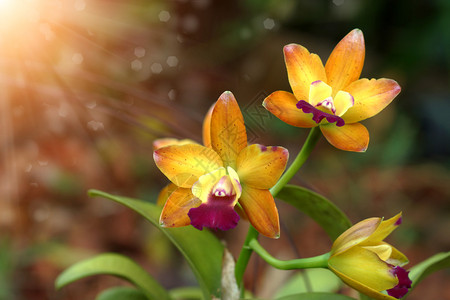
188 193 239 231
296 100 345 127
387 266 412 299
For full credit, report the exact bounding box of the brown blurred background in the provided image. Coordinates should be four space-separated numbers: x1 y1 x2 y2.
0 0 449 299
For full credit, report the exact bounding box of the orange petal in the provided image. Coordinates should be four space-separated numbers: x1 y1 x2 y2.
156 183 178 206
263 91 317 128
210 91 247 169
236 144 288 189
342 78 401 123
202 103 214 148
239 186 280 238
325 29 365 93
160 187 201 227
154 144 223 188
320 122 369 152
331 217 381 256
153 138 198 150
284 44 327 101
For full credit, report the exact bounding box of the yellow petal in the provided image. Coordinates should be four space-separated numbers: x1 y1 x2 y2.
210 91 247 169
325 29 365 93
329 264 397 300
263 91 317 128
202 103 214 148
386 244 409 267
153 138 198 150
342 78 401 123
329 246 398 293
191 167 227 202
362 212 403 244
154 144 223 188
363 242 409 267
334 91 354 116
320 122 369 152
331 217 381 256
156 183 178 206
239 186 280 238
309 80 332 107
284 44 327 101
159 187 201 227
236 144 288 189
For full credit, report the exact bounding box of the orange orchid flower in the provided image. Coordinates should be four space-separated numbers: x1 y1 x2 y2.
263 29 401 152
153 91 289 238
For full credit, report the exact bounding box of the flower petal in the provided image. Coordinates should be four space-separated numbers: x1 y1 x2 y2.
309 80 333 107
331 217 381 256
239 186 280 238
210 91 247 169
263 91 317 128
192 167 227 202
363 242 409 267
154 144 223 188
334 91 354 117
160 187 201 227
325 29 365 93
153 138 198 150
362 213 403 244
342 78 401 123
284 44 327 101
236 144 288 189
202 103 214 148
329 246 398 295
320 122 369 152
156 183 178 206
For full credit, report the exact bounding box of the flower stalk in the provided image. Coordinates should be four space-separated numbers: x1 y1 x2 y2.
235 127 321 291
249 239 330 270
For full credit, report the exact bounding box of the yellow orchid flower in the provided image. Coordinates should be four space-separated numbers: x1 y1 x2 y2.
328 213 411 299
263 29 401 152
153 91 289 238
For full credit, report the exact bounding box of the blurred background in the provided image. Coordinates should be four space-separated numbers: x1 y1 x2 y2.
0 0 449 299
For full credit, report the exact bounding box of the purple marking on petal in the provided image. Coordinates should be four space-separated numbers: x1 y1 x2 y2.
272 146 278 151
395 217 403 226
296 100 345 127
311 80 322 85
259 145 268 152
187 194 240 231
387 266 412 299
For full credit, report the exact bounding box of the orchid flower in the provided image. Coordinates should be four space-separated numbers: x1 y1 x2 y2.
263 29 401 152
153 91 288 238
328 213 411 299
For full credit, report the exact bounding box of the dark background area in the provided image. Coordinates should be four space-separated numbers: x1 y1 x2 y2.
0 0 449 299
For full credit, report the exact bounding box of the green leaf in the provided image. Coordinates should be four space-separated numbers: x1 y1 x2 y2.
276 185 352 240
276 292 356 300
409 251 450 288
274 269 342 298
55 253 170 300
88 189 224 300
96 287 148 300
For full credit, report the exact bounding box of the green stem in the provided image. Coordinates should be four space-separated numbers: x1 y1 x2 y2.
270 126 321 197
234 127 321 292
249 239 330 269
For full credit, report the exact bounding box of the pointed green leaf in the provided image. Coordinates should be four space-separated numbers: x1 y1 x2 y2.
88 189 224 300
276 292 356 300
276 185 351 240
55 253 170 300
408 252 450 290
96 287 148 300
